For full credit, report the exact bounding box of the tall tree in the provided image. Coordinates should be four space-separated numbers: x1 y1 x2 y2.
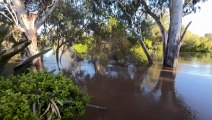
41 0 86 69
86 0 206 67
0 0 59 71
137 0 205 67
86 0 154 64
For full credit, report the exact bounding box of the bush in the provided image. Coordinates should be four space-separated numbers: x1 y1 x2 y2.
0 72 89 120
72 43 88 54
130 45 148 64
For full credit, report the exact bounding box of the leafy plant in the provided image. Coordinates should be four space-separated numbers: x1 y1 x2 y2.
0 72 89 120
72 43 88 54
130 44 148 64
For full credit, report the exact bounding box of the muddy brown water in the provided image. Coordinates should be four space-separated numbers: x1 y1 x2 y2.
43 52 212 120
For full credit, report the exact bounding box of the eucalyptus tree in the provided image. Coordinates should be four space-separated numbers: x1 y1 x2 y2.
0 0 60 71
86 0 207 67
40 0 86 69
140 0 208 67
87 17 135 64
86 0 154 64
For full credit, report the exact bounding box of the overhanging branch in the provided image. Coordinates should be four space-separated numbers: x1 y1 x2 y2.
0 40 31 62
35 0 59 30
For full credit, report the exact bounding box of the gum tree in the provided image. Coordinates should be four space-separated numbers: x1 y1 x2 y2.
86 0 206 67
0 0 59 71
137 0 206 67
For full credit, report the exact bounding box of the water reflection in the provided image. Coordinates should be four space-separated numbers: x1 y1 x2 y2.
150 67 197 120
42 50 212 120
77 65 198 120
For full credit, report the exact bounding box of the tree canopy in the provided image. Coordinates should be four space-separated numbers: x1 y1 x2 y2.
0 0 210 71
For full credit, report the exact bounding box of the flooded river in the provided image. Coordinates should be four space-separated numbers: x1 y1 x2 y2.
43 52 212 120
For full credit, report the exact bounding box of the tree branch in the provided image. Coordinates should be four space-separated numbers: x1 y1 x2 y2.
140 0 166 35
0 40 31 62
130 28 153 65
183 0 192 9
11 0 28 31
35 0 60 30
140 0 169 56
183 11 193 17
180 21 192 43
0 11 13 22
0 2 19 25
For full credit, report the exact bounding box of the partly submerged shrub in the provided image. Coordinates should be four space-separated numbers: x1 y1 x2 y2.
0 72 89 120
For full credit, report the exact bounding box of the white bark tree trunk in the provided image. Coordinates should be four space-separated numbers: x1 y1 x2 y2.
1 0 59 71
163 0 183 67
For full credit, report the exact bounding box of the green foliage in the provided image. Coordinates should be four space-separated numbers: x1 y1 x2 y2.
107 16 118 32
88 17 132 64
0 72 89 120
181 31 212 52
72 43 88 54
72 36 94 55
205 33 212 40
130 44 148 64
144 38 153 51
41 0 86 48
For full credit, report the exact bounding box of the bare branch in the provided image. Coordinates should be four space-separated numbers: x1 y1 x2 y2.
4 27 20 40
0 11 13 21
180 21 192 43
0 1 26 32
12 0 29 30
35 0 60 30
10 4 18 23
0 2 18 25
183 0 193 9
117 0 132 18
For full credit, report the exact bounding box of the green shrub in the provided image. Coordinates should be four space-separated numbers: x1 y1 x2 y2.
72 43 88 54
130 45 148 64
0 72 89 120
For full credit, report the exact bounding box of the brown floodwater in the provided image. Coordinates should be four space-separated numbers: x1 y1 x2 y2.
43 52 212 120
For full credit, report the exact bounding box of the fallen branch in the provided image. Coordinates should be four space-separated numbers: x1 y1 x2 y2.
64 100 107 111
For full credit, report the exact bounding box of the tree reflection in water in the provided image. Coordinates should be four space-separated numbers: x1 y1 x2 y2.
62 61 197 120
149 67 198 120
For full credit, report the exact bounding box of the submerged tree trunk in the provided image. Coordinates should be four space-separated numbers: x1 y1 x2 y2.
163 0 183 67
141 0 189 68
26 33 43 71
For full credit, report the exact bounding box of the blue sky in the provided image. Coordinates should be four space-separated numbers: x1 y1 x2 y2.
183 0 212 36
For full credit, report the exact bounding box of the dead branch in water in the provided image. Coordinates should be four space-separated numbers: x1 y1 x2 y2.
64 100 107 111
